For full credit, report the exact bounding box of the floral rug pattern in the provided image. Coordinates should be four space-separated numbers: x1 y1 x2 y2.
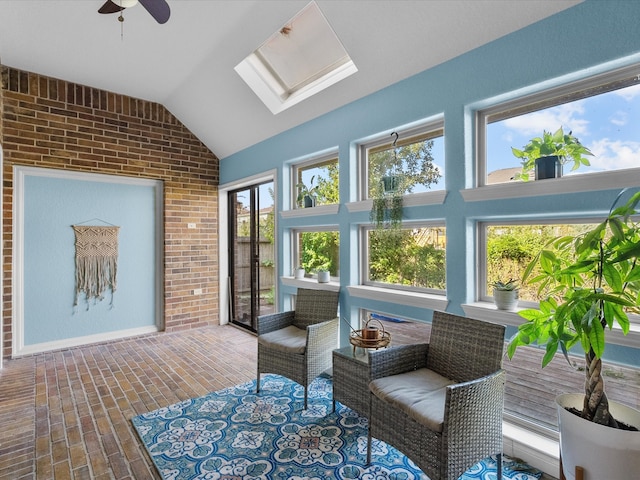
132 374 542 480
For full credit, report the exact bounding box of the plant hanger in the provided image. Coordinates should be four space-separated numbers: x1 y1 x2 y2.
391 131 399 175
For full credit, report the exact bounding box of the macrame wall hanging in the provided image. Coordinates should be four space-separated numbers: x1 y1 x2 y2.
72 223 120 309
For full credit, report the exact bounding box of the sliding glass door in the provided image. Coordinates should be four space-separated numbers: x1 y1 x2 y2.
228 182 275 332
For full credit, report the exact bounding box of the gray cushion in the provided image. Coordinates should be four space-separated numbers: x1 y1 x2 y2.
257 325 307 354
369 368 454 432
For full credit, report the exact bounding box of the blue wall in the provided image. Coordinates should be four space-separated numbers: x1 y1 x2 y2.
220 1 640 364
22 170 160 347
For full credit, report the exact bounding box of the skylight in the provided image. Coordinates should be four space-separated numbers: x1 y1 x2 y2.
235 1 357 115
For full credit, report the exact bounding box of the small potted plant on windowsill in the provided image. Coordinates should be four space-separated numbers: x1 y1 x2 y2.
316 268 330 283
296 175 320 208
507 189 640 480
511 127 593 181
491 278 519 311
294 266 306 279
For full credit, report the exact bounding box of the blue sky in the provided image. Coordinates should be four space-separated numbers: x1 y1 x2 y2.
487 83 640 175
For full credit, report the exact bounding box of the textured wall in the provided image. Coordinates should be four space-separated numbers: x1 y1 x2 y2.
1 66 220 358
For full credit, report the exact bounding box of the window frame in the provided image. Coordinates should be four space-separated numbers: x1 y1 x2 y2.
361 220 447 295
478 217 640 327
292 226 340 280
476 62 640 189
291 151 339 209
358 120 445 201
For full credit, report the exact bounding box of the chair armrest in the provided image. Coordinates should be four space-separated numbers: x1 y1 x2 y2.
256 311 295 335
306 317 339 356
368 343 429 380
444 369 506 454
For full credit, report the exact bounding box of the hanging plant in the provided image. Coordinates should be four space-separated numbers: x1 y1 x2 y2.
370 132 404 229
370 197 387 227
389 191 403 229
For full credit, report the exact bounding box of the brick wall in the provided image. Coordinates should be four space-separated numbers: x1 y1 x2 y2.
1 66 220 359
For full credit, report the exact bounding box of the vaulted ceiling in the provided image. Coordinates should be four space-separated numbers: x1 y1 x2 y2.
0 1 581 159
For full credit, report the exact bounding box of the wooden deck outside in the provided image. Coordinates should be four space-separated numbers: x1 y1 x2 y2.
377 318 640 431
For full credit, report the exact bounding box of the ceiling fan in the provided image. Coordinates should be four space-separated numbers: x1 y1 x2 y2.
98 0 170 24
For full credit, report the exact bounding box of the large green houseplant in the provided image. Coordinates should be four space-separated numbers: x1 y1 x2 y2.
511 127 593 181
507 189 640 477
508 189 640 425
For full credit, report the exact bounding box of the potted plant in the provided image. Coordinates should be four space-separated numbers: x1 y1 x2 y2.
511 127 593 181
491 278 519 311
294 266 305 279
316 268 330 283
370 186 404 230
507 189 640 480
296 175 319 208
368 131 441 229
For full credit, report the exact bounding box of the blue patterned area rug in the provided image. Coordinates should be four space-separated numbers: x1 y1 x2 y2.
132 374 542 480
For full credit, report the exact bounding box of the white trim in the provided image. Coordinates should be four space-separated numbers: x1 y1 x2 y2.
503 422 559 477
281 276 340 292
234 53 357 115
347 285 449 311
346 190 447 213
281 204 339 219
218 170 278 326
14 325 160 357
12 166 164 358
462 302 640 349
461 168 640 202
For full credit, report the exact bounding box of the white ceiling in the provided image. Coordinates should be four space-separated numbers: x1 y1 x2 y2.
0 0 581 159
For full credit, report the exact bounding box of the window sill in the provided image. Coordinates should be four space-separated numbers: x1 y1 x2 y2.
347 285 449 311
345 190 447 213
503 421 559 477
461 168 640 202
281 276 340 292
281 204 339 219
463 301 640 348
462 302 527 327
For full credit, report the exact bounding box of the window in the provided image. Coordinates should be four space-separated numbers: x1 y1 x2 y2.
292 153 339 208
359 310 430 346
234 1 357 114
360 123 445 200
479 64 640 186
294 228 340 278
481 219 640 300
481 221 599 304
363 223 446 293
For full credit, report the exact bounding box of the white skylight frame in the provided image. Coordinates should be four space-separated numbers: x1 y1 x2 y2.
235 1 357 115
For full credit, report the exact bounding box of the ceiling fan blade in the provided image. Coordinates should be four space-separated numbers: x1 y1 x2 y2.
138 0 170 24
98 0 125 14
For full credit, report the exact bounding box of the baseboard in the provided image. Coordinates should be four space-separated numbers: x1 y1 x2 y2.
13 325 160 357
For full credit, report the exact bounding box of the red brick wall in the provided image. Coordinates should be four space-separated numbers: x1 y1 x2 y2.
1 66 220 359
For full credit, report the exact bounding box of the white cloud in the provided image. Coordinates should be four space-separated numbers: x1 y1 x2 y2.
609 110 628 127
612 83 640 101
503 101 589 138
587 138 640 171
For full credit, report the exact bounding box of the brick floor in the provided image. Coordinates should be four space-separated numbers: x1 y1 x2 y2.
0 324 256 479
0 319 576 480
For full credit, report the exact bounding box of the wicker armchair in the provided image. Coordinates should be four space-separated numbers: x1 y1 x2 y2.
256 288 339 409
366 311 506 480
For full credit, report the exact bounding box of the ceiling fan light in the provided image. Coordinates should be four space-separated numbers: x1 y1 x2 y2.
118 0 139 8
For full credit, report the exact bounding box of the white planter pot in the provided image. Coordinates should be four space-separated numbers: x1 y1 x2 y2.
294 268 305 279
556 393 640 480
493 288 518 311
317 271 330 283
